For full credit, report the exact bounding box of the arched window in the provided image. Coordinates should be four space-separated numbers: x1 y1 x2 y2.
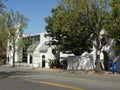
52 49 56 54
42 55 45 59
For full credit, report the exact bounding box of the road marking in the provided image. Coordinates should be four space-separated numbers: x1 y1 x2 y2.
26 74 120 85
24 79 84 90
59 76 120 84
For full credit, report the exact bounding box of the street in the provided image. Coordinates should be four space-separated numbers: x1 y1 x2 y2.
0 66 120 90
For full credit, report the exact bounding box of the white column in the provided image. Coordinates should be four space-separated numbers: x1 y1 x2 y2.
27 54 30 65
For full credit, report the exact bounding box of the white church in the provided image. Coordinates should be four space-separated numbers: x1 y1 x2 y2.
7 31 61 68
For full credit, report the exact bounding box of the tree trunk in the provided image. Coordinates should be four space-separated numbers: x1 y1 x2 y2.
13 45 15 67
95 50 101 72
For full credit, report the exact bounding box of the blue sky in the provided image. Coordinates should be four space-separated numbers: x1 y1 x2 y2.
5 0 57 34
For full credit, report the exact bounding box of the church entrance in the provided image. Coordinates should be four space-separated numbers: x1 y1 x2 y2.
42 55 45 68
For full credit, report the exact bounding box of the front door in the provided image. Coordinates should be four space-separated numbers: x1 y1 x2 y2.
42 55 45 68
30 55 33 64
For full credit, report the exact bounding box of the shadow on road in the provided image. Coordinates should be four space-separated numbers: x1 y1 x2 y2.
0 70 33 80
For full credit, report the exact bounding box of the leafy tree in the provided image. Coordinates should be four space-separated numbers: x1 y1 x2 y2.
0 14 8 61
45 5 92 56
0 0 6 14
45 0 112 72
5 10 28 67
0 0 8 61
108 0 120 50
0 0 28 66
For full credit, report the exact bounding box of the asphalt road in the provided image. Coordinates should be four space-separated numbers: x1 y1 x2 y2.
0 76 72 90
0 65 120 90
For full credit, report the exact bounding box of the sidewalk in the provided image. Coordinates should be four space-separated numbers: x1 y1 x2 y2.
65 70 120 77
2 65 57 72
1 65 120 77
26 66 120 77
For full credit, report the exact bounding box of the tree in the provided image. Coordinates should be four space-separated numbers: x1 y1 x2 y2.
5 10 28 67
0 0 8 62
45 5 92 56
0 0 6 14
0 14 8 62
0 0 28 66
45 0 112 72
108 0 120 50
82 0 111 72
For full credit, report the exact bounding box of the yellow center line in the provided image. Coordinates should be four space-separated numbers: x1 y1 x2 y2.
35 74 120 85
59 76 120 84
24 79 84 90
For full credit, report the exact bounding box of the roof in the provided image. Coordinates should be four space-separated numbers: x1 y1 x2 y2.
39 41 49 53
27 41 40 53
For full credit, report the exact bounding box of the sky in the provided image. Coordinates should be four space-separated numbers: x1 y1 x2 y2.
5 0 57 34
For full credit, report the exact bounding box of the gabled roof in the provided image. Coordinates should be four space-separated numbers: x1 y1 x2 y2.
39 41 49 53
27 41 40 53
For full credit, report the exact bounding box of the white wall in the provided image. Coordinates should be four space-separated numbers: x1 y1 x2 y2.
26 32 56 68
67 55 94 70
